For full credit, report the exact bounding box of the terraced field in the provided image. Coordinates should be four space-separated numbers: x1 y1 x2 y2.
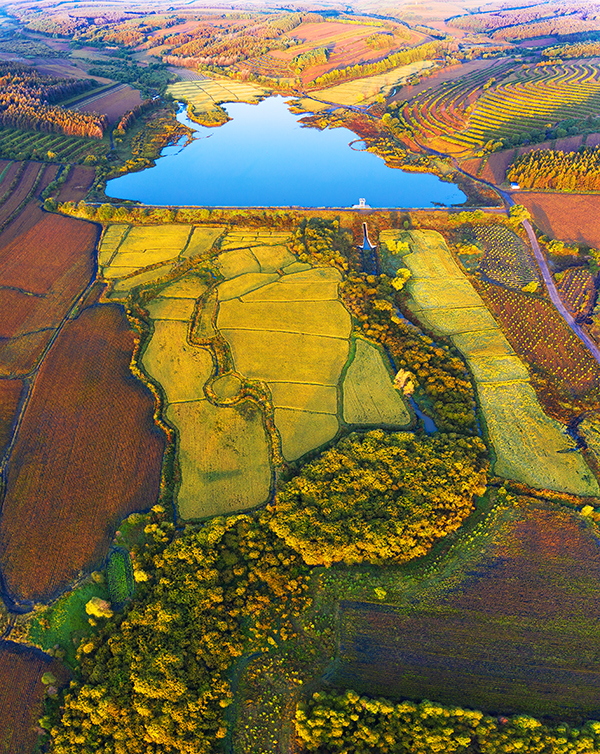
465 64 600 149
399 62 600 156
388 229 598 495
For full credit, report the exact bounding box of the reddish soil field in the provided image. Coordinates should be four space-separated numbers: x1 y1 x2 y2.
76 84 142 123
458 157 483 177
0 163 21 199
334 502 600 719
0 304 165 604
0 331 54 377
516 139 553 157
516 36 557 46
0 163 44 226
586 133 600 148
480 148 518 184
477 280 600 398
0 378 22 456
556 266 596 318
0 211 96 295
0 165 97 376
280 21 417 84
512 191 600 248
57 165 95 202
0 640 68 754
554 134 585 152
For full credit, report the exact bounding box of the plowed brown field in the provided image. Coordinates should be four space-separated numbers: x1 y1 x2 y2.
0 304 165 604
0 640 68 754
77 84 142 122
0 162 43 226
57 165 95 202
512 191 600 248
0 212 97 376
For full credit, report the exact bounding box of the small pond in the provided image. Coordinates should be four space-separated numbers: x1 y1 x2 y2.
106 96 466 208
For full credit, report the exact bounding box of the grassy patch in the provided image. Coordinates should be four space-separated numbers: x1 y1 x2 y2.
167 79 267 117
167 400 272 519
27 580 109 667
342 338 411 427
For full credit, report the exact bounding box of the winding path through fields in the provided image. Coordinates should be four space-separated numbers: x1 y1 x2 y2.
447 153 600 366
521 217 600 364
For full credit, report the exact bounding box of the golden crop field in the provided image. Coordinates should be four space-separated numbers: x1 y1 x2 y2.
215 263 350 461
342 338 411 426
219 229 292 250
166 78 268 117
217 271 280 301
140 269 273 519
99 224 225 297
479 382 598 494
142 319 213 404
401 229 598 495
167 400 272 519
311 60 435 107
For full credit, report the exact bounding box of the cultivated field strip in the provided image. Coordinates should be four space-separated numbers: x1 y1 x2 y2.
392 229 598 495
311 60 436 107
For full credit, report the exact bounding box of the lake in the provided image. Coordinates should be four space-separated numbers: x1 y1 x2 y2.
106 96 466 208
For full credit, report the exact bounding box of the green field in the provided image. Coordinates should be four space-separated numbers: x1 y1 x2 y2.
0 127 109 163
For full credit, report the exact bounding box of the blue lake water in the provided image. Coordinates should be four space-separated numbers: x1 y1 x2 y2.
106 96 466 208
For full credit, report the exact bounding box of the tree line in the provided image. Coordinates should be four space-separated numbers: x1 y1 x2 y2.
296 689 600 753
507 146 600 191
309 40 451 89
0 65 107 139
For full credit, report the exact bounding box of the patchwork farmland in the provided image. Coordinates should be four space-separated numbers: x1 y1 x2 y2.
393 229 597 495
99 221 411 520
